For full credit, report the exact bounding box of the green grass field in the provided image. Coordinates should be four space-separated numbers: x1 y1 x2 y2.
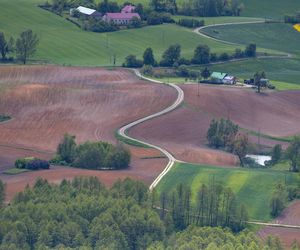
173 16 264 25
157 163 299 221
202 23 300 56
0 0 259 66
241 0 299 19
3 168 31 175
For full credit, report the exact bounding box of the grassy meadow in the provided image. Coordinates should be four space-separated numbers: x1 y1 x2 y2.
157 162 300 221
202 23 300 56
241 0 300 19
0 0 256 66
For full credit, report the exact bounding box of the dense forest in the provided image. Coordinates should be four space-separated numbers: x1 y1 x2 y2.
0 178 290 250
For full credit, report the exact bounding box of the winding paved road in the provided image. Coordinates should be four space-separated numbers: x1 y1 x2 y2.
194 20 292 58
117 69 184 190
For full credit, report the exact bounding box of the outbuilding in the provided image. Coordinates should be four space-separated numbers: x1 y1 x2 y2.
210 72 228 84
223 76 237 85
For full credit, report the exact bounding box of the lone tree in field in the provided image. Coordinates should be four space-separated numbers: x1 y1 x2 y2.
254 71 266 93
0 32 14 60
192 45 210 64
143 48 156 66
286 136 300 172
16 29 39 64
160 44 181 66
245 43 256 57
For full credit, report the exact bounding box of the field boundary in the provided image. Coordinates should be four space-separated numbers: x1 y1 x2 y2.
117 69 184 190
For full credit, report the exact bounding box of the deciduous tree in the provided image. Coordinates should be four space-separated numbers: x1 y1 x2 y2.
16 29 39 64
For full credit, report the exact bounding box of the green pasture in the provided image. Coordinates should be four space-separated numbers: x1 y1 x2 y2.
157 162 299 221
172 16 264 25
0 0 256 66
202 23 300 56
241 0 300 19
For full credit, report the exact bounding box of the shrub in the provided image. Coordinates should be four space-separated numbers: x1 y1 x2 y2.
147 12 163 25
15 157 50 170
86 19 118 33
26 159 50 170
176 65 189 77
210 53 218 62
123 55 143 68
178 57 191 65
140 64 154 75
177 18 204 28
234 48 244 58
218 52 230 61
15 157 35 169
245 43 256 57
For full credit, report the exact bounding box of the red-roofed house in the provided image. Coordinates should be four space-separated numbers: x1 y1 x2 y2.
121 5 136 13
103 12 140 25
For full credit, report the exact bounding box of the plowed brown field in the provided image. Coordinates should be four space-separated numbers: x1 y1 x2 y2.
258 201 300 248
129 84 300 166
0 65 176 200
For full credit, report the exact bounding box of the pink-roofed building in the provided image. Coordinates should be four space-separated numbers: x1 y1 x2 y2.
121 5 136 13
103 12 140 25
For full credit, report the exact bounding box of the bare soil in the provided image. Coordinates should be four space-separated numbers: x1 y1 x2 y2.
0 65 176 200
258 201 300 248
129 84 300 166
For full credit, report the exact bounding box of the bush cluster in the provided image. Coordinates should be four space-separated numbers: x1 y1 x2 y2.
52 134 131 170
15 157 50 170
84 19 118 32
176 18 204 28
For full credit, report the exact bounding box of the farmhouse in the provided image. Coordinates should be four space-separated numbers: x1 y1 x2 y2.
210 72 236 84
102 12 141 25
210 72 227 84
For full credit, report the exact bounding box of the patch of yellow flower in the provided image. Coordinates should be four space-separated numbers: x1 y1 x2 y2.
293 24 300 32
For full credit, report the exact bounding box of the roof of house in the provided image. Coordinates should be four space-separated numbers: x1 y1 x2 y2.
105 12 140 20
211 72 228 80
90 11 102 17
121 5 136 13
223 76 235 80
77 6 96 15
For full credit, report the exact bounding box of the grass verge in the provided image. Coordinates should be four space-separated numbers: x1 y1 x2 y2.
3 168 31 175
157 162 299 221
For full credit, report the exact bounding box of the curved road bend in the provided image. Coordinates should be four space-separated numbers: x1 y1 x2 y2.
118 69 184 191
194 20 292 58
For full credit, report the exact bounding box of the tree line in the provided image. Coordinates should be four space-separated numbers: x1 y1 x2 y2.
155 181 249 233
51 133 131 170
0 177 292 249
47 0 245 18
123 43 256 68
0 30 39 64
